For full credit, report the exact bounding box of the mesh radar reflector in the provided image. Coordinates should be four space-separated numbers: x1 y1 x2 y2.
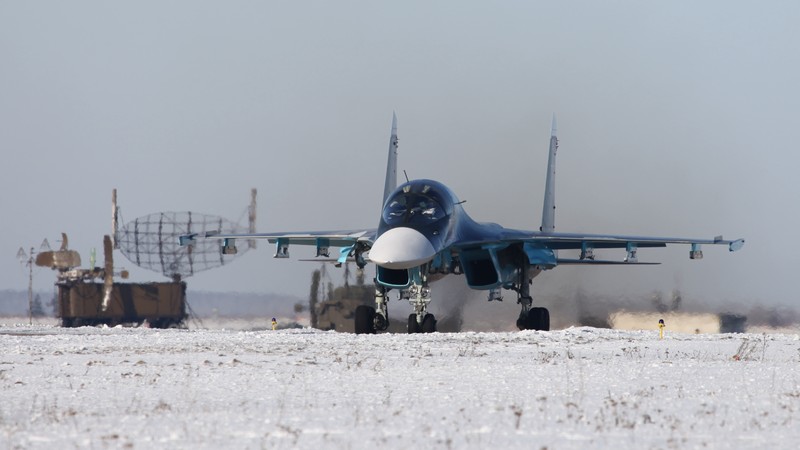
116 211 252 279
112 189 258 280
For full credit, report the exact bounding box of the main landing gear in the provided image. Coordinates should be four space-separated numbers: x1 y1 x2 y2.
514 262 550 331
354 286 391 334
516 296 550 331
354 304 377 334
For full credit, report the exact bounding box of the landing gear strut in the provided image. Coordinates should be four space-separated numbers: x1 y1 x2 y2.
515 263 550 331
405 282 436 333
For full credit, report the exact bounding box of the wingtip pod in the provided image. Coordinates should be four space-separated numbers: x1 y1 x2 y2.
729 239 745 252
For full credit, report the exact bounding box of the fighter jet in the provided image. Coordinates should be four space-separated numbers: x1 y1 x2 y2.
180 114 744 333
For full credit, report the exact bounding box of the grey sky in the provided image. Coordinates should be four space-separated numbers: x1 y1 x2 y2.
1 1 798 309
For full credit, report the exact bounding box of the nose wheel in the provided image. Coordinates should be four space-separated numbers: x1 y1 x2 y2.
403 275 436 333
408 313 437 333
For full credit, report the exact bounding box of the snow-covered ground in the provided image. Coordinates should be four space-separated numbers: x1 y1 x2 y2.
1 323 799 449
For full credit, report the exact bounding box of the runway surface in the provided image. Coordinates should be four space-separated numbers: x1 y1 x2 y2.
2 324 799 449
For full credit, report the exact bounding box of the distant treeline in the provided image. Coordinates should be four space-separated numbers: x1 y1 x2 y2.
0 289 303 318
186 290 303 318
0 289 54 316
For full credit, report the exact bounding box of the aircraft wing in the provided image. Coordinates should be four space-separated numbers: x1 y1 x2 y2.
179 229 376 264
455 231 744 265
555 258 661 265
528 232 745 251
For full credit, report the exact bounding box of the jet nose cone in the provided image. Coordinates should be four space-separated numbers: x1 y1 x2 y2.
369 227 437 270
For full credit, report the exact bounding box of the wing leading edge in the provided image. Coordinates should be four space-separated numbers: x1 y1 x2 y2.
526 232 744 251
179 229 375 264
521 232 744 265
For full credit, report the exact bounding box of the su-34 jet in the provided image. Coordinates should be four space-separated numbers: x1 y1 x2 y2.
180 114 744 334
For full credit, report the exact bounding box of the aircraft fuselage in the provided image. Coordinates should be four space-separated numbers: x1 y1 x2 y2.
370 179 554 291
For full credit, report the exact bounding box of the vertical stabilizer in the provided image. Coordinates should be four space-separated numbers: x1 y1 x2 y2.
382 112 399 207
540 115 558 234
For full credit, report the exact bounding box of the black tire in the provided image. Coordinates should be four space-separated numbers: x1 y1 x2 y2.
539 307 551 331
374 313 389 332
528 307 551 331
516 307 551 331
421 314 437 333
408 314 421 334
354 305 376 334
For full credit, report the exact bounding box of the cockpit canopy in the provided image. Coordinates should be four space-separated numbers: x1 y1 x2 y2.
382 182 451 226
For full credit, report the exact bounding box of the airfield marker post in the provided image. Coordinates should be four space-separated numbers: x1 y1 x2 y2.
658 319 665 340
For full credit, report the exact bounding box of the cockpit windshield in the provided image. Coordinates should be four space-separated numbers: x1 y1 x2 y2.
382 192 446 226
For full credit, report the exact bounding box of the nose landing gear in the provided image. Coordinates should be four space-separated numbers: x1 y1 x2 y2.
403 277 436 334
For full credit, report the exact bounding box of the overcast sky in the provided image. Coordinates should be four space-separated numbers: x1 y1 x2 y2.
1 1 798 311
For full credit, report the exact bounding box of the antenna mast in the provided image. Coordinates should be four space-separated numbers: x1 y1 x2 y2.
249 188 257 249
112 189 119 249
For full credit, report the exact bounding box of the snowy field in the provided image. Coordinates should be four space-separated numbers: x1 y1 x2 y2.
2 323 799 449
